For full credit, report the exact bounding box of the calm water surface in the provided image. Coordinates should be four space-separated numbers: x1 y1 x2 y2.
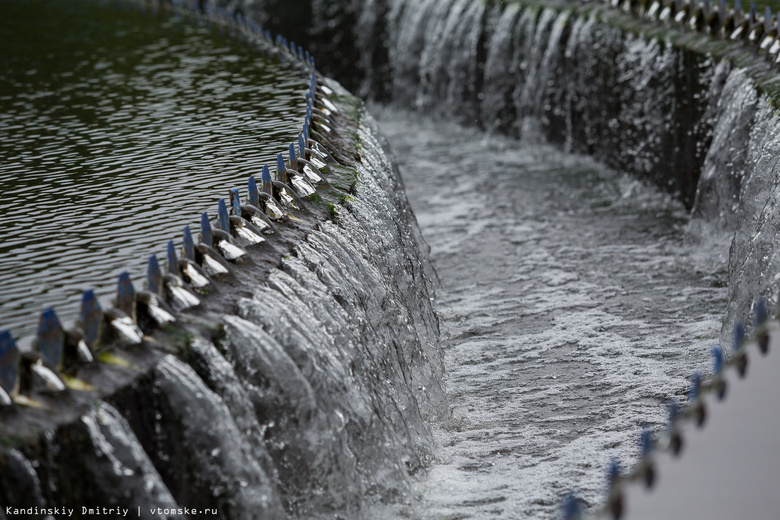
0 0 307 343
375 109 730 518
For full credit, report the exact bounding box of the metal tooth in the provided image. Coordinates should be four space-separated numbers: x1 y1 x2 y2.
230 188 242 215
689 372 706 426
80 289 102 347
561 494 582 520
765 6 772 32
167 240 178 276
201 212 213 248
606 459 623 520
277 154 288 183
289 142 299 171
667 399 684 455
218 199 231 234
753 296 769 327
754 297 770 354
148 254 163 296
117 271 136 323
0 330 20 397
298 133 307 160
37 308 64 371
639 429 655 488
183 226 195 261
261 165 274 196
711 345 727 400
732 320 748 377
248 176 260 207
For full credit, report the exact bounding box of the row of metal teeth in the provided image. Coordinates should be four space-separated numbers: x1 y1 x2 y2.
0 0 343 410
560 297 772 519
558 1 779 515
605 0 780 63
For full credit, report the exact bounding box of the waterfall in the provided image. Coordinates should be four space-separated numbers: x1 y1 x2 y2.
7 0 780 517
294 0 780 343
0 59 447 517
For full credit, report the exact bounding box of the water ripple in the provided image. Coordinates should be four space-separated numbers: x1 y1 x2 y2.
0 0 307 343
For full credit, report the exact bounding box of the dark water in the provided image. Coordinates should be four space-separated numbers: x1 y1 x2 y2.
375 109 729 518
0 0 307 344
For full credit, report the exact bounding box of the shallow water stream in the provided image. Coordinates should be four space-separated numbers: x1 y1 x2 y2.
376 109 730 518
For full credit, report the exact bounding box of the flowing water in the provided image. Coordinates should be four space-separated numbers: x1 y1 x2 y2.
375 109 730 518
5 0 779 517
0 0 307 344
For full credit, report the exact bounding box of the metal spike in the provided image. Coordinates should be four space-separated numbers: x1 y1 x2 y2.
711 345 723 374
640 429 652 457
80 289 102 347
667 398 680 422
289 142 298 171
218 199 230 233
689 372 701 402
754 297 768 327
201 212 213 248
0 330 19 394
183 226 195 261
277 154 286 182
733 320 745 351
607 459 620 487
248 176 260 207
37 308 63 370
298 133 306 159
117 272 135 318
561 494 581 520
230 189 242 216
261 165 273 195
148 254 162 296
167 240 178 275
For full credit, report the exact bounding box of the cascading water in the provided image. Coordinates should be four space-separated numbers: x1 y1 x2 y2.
1 3 447 518
6 0 780 518
254 0 780 515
